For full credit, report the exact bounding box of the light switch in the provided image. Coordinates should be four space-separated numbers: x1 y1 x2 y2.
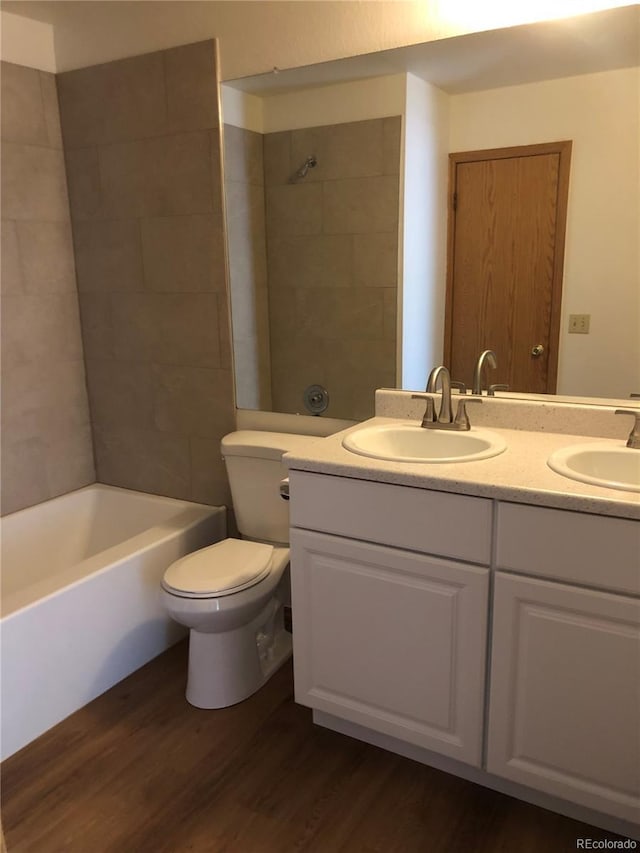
568 314 590 334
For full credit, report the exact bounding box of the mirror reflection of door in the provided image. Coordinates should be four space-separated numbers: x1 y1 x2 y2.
444 141 572 394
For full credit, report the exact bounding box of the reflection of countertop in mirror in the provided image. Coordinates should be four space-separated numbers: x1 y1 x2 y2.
283 401 640 520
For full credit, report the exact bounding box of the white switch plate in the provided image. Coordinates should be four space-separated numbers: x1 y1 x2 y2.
568 314 590 334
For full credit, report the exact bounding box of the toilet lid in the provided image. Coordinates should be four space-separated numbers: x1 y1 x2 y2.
162 539 274 597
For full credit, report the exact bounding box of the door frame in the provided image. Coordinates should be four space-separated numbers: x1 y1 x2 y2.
444 140 572 394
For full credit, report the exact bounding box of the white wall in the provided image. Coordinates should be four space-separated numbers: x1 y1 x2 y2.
0 11 56 71
401 74 450 391
449 67 640 398
222 74 406 134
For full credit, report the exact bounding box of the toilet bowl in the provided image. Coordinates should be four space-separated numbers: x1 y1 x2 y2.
161 430 319 709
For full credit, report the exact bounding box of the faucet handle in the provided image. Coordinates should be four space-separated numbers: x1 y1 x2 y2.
451 380 467 395
615 409 640 449
412 393 436 425
453 397 482 430
488 384 510 396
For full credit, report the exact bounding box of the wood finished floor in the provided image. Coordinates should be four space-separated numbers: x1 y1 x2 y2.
1 641 624 853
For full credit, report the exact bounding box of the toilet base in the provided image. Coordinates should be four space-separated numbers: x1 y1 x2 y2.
185 599 292 709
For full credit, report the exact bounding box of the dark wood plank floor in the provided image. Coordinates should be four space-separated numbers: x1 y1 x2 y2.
1 641 625 852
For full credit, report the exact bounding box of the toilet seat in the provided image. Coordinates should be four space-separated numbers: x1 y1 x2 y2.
162 538 274 599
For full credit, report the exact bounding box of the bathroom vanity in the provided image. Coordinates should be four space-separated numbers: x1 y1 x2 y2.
284 392 640 838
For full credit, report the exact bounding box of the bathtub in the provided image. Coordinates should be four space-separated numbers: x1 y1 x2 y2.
0 484 226 760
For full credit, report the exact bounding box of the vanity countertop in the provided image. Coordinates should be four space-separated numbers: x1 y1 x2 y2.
283 417 640 521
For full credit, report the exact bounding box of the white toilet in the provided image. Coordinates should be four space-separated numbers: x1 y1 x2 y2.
161 430 318 709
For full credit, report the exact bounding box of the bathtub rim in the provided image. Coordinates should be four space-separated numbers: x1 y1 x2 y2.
1 484 226 619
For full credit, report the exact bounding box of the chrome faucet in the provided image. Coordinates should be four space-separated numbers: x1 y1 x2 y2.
615 409 640 449
472 350 497 395
427 365 452 423
413 366 481 431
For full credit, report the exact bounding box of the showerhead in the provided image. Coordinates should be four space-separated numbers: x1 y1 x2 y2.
290 155 318 182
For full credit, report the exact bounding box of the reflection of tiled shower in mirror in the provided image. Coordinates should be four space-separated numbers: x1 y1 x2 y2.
223 112 400 421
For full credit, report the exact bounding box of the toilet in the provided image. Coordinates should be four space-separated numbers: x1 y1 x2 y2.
161 430 318 709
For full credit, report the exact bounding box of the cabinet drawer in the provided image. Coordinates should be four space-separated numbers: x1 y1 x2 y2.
290 471 492 564
497 502 640 595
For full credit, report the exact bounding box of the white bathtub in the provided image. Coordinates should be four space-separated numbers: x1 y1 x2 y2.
0 484 226 760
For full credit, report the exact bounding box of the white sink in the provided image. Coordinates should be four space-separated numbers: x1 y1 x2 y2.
342 422 507 463
547 443 640 493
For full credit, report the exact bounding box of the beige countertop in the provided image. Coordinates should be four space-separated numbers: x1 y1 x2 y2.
284 417 640 521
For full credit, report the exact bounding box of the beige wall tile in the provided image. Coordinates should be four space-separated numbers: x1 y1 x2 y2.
268 234 352 289
152 364 235 439
1 62 94 514
353 232 398 287
224 125 264 186
233 335 273 410
217 292 233 372
295 287 386 341
383 116 402 175
16 221 77 293
40 72 64 148
1 294 85 370
225 181 267 288
1 360 91 446
112 293 221 367
190 438 232 507
141 214 224 292
99 132 215 218
64 147 104 221
266 183 322 238
327 337 396 375
0 61 48 146
1 221 23 294
57 52 167 148
165 41 218 133
383 287 398 342
291 119 385 182
263 131 291 187
45 424 95 499
74 219 144 293
267 286 297 343
85 359 154 430
0 436 50 515
1 144 70 221
322 175 399 234
78 293 114 359
93 426 191 500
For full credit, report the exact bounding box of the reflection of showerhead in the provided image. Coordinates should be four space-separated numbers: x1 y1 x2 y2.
290 155 317 182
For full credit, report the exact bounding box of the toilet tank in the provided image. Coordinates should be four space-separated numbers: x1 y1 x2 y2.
221 431 321 544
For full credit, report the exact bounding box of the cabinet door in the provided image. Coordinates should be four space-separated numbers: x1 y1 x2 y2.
290 529 489 767
488 572 640 823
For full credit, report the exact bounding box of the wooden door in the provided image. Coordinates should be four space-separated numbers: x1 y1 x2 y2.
487 572 640 822
290 528 489 766
445 142 571 393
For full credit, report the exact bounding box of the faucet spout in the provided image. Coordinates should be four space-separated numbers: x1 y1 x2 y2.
429 365 453 423
473 350 497 395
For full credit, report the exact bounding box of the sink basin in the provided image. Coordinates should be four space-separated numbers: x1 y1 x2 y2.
547 443 640 493
342 422 507 463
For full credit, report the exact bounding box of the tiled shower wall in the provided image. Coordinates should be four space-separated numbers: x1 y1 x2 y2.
58 41 234 505
223 125 272 410
264 117 400 420
1 61 95 515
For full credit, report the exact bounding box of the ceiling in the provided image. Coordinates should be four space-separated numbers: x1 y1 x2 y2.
226 5 640 95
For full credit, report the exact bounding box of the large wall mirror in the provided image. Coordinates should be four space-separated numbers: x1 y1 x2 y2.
221 6 639 420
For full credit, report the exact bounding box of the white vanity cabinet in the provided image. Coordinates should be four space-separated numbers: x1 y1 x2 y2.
287 467 640 833
289 472 492 767
490 503 640 824
487 571 640 823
